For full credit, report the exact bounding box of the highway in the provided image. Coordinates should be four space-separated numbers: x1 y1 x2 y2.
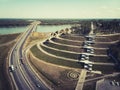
8 21 49 90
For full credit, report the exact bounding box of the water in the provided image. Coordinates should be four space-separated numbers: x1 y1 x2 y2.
0 25 71 35
0 27 27 35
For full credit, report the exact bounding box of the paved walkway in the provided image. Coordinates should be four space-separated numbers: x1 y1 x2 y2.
75 69 87 90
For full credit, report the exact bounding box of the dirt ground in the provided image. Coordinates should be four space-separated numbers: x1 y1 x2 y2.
25 32 82 90
0 33 20 90
28 51 81 90
24 32 51 48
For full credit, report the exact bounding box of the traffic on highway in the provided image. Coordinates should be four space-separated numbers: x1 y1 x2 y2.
8 21 49 90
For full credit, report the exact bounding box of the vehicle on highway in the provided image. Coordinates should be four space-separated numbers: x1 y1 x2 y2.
20 58 24 64
110 80 120 86
36 83 41 88
9 65 15 72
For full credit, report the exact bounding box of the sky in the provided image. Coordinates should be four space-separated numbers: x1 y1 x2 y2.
0 0 120 19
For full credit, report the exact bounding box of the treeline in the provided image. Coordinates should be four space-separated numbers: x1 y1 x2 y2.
109 42 120 65
0 19 82 27
94 19 120 34
0 19 32 27
39 19 80 25
71 19 120 35
0 19 120 34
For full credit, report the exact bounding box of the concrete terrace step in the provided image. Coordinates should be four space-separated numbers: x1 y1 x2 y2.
37 42 113 66
42 41 108 57
52 36 111 49
44 40 84 53
96 33 120 37
50 39 108 50
41 42 80 59
60 34 85 41
31 45 83 68
44 39 108 55
51 38 108 49
51 37 83 46
58 35 118 44
37 42 79 62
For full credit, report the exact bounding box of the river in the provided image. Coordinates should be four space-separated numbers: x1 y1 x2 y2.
0 25 71 35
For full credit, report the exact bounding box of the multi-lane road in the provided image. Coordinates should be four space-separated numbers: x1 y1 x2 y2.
8 21 49 90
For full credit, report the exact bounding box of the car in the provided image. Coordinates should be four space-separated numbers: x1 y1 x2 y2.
90 51 94 54
88 64 93 67
86 48 94 54
88 37 94 41
81 54 86 57
36 84 41 88
85 56 89 59
84 64 88 69
87 49 91 52
88 67 92 71
110 81 115 86
84 63 93 71
9 65 15 72
81 57 85 60
81 54 89 60
116 82 120 86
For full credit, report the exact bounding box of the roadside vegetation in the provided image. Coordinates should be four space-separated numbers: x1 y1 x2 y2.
0 34 19 90
0 19 32 27
40 45 80 59
0 33 19 44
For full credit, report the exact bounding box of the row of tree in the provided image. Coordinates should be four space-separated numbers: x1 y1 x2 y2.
71 19 120 35
0 19 32 27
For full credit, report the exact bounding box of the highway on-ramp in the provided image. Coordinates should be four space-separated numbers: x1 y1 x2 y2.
8 21 49 90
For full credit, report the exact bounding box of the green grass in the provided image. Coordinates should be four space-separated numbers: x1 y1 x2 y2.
29 61 59 86
41 45 79 59
95 37 109 42
94 49 107 55
106 34 120 41
44 41 83 53
89 56 113 63
60 35 85 41
93 65 116 74
30 45 83 68
51 38 83 46
93 43 110 48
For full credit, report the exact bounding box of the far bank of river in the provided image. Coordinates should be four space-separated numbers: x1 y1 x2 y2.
0 25 71 35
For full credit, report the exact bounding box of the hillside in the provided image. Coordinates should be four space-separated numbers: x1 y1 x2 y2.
29 27 120 90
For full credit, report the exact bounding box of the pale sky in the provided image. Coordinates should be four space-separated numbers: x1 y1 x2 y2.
0 0 120 19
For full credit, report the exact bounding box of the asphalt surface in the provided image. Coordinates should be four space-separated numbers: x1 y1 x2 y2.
9 21 49 90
